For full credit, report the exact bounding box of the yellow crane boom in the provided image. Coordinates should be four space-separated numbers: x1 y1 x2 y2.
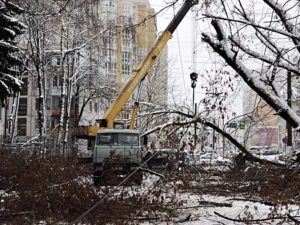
88 0 198 137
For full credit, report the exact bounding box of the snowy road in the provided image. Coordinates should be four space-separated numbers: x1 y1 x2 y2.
136 175 299 225
140 193 298 225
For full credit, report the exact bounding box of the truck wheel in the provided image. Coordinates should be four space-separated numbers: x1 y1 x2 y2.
93 171 102 186
134 171 143 185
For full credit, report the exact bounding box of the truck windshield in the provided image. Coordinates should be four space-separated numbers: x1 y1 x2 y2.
96 133 139 146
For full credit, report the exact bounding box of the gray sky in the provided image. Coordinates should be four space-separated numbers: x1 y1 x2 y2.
148 0 196 106
148 1 244 117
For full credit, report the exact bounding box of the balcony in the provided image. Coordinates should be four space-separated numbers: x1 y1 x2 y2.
49 87 61 96
51 108 76 117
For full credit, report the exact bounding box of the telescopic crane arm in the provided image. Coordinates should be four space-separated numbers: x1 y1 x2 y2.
96 0 198 131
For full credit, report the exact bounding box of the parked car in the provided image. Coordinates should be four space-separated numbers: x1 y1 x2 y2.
144 148 180 171
186 152 231 166
255 149 284 163
202 146 214 153
248 146 273 155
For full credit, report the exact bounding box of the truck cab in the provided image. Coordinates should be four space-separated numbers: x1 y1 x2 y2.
93 129 143 185
76 0 198 186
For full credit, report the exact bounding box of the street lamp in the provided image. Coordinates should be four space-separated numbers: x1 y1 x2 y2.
190 72 198 147
190 72 198 112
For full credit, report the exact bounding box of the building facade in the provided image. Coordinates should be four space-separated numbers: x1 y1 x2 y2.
4 0 168 142
91 0 167 121
243 78 289 150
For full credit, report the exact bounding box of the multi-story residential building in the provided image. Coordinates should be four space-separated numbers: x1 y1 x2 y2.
4 0 168 143
243 81 286 149
90 0 168 122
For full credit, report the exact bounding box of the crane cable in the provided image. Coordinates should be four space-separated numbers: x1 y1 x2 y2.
173 4 187 101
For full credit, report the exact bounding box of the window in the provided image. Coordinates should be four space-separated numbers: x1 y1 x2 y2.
123 16 133 25
102 0 109 9
35 98 50 110
110 0 116 10
108 28 116 37
35 98 39 110
102 0 116 12
122 64 131 76
52 96 61 108
123 29 132 50
105 62 116 74
124 3 132 15
94 102 98 112
106 28 117 47
89 101 93 112
122 52 131 64
20 77 28 95
52 75 63 87
53 76 58 86
123 39 131 50
51 117 59 129
56 55 62 66
70 97 76 109
123 29 131 41
104 49 116 62
17 118 26 136
122 112 130 120
18 98 27 116
35 118 39 129
46 98 50 110
96 133 139 146
97 133 117 145
119 133 139 146
52 55 62 66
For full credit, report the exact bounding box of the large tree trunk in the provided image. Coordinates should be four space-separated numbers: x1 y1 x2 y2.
202 20 300 130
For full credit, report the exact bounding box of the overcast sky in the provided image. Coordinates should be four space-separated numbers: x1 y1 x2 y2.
148 0 196 107
148 1 244 117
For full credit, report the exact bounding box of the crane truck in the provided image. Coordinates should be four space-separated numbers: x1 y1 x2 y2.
91 0 198 185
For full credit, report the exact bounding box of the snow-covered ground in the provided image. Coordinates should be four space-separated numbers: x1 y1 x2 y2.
163 194 298 224
111 174 300 225
2 158 298 225
139 191 300 224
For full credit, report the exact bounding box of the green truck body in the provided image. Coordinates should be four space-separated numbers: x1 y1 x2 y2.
93 129 143 185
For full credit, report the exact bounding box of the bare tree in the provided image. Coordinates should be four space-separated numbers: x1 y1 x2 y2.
201 0 300 129
128 0 300 161
16 0 115 152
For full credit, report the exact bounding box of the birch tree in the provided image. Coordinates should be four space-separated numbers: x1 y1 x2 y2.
55 1 118 153
16 0 112 152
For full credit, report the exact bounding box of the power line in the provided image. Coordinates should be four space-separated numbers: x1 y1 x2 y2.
70 149 165 224
173 5 187 102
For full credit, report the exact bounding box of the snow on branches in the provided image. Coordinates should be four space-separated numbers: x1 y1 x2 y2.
0 0 25 103
201 0 300 130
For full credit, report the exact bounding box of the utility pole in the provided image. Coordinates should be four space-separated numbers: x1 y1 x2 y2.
190 72 198 148
287 71 292 147
194 102 197 146
191 6 198 149
222 114 225 157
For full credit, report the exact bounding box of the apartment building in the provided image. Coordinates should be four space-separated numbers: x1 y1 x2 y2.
242 75 292 149
4 0 167 142
90 0 168 121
